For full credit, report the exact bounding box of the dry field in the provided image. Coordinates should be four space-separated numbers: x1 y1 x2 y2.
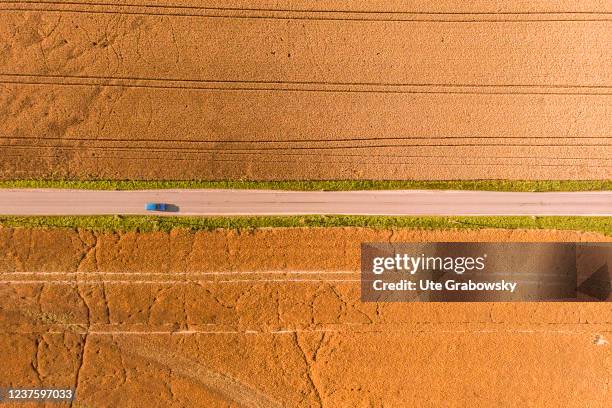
1 0 611 180
0 226 611 407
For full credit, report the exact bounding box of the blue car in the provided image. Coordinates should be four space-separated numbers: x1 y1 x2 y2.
145 202 167 212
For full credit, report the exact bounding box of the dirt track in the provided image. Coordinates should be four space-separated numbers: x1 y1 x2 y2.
0 227 611 407
1 0 611 180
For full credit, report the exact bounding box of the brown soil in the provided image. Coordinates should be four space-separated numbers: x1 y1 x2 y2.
0 226 611 407
1 1 611 180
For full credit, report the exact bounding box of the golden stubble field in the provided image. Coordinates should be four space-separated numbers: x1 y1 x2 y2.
0 226 610 407
1 0 611 180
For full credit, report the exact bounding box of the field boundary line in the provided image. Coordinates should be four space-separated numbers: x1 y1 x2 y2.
2 3 612 22
2 1 612 15
2 77 612 95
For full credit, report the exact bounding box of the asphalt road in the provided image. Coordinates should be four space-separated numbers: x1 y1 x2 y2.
0 189 609 216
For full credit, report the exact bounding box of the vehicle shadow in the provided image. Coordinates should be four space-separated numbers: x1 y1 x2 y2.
165 204 180 213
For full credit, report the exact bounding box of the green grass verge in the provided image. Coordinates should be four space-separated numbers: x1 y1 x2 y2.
0 216 610 236
0 180 610 191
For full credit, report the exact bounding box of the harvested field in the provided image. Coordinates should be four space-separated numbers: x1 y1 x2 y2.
1 1 611 180
0 227 611 406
